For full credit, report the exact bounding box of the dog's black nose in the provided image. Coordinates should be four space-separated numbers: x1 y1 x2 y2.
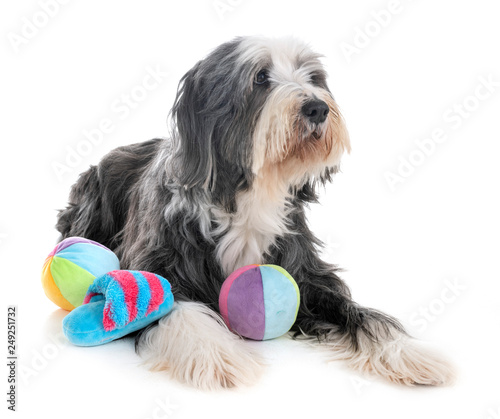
301 99 329 124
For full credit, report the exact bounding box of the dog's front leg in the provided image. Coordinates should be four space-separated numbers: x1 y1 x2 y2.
267 206 455 386
125 231 265 390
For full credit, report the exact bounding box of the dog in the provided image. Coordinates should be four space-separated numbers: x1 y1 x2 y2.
56 36 454 389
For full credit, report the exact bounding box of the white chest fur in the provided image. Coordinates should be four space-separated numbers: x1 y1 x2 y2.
214 176 291 276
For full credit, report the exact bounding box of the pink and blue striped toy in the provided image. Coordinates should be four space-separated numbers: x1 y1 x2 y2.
63 270 174 346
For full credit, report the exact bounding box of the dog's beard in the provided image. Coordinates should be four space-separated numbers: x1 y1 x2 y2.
212 90 351 276
290 96 349 163
252 88 350 186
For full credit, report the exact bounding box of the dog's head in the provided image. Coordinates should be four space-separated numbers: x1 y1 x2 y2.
169 36 350 209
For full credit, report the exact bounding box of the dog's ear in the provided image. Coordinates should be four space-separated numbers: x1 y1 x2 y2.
170 61 216 190
169 40 255 211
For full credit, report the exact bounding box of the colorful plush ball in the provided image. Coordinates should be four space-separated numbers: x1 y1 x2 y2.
219 264 300 341
41 237 120 311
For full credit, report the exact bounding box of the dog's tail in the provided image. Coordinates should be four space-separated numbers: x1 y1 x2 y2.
135 301 264 390
295 285 455 386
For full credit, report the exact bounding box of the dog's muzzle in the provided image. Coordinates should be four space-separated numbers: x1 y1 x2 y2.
301 99 329 125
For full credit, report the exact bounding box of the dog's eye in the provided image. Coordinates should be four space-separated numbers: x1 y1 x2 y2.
254 70 269 85
310 72 326 87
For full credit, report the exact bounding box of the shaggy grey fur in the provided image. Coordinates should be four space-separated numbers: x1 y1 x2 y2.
56 36 453 387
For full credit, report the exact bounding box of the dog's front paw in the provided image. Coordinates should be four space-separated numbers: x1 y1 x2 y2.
341 334 456 386
376 338 456 386
137 302 264 390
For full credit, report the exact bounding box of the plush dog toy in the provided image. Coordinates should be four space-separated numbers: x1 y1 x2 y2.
63 270 174 346
219 264 300 340
41 237 120 311
42 238 298 346
41 237 174 346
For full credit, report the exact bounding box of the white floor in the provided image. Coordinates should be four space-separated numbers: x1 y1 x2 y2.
2 1 500 418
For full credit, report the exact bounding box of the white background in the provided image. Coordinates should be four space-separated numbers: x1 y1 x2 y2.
1 0 500 418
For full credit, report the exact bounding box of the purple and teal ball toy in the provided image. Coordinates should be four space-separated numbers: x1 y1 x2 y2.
219 264 300 341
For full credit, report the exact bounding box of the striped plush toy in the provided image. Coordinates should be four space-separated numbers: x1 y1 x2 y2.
41 237 120 311
63 270 174 346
